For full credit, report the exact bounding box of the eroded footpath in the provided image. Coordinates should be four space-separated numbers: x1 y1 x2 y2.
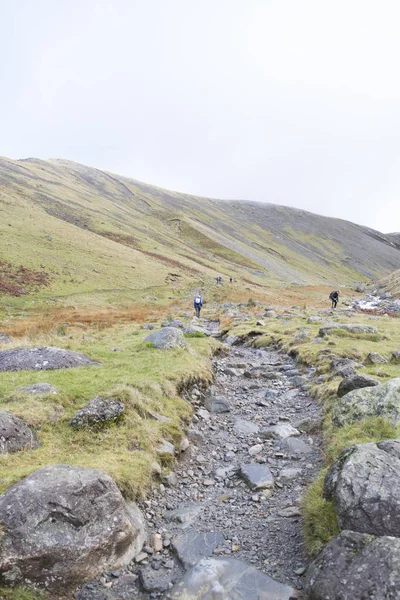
77 323 323 599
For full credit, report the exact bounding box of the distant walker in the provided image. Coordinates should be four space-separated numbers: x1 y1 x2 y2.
329 290 340 309
194 295 203 317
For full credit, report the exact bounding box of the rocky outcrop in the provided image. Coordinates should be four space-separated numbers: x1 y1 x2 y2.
324 440 400 536
0 465 146 590
337 374 378 398
304 530 400 600
0 410 39 454
0 347 100 372
70 396 125 429
144 327 187 350
167 557 295 599
18 383 58 395
332 378 400 427
318 324 378 337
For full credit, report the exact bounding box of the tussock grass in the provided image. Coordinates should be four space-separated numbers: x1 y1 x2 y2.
0 323 217 499
301 470 339 556
0 587 48 600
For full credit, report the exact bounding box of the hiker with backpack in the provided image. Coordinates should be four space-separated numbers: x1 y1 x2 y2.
329 290 339 308
194 295 203 317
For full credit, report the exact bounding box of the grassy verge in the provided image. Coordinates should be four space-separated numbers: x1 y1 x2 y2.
0 316 217 499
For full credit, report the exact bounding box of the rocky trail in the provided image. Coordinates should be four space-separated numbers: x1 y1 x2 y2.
76 320 323 600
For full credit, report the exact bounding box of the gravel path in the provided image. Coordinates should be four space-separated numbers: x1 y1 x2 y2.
76 322 323 599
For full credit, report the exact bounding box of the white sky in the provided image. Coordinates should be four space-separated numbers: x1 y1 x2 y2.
1 0 400 232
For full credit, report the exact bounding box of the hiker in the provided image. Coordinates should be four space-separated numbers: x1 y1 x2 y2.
329 290 339 309
229 276 233 283
194 294 203 317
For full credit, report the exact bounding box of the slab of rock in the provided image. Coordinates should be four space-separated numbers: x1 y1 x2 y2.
139 566 173 593
184 325 210 336
279 468 302 481
224 335 239 346
0 465 146 590
172 529 225 569
0 410 39 454
324 440 400 536
318 324 378 337
280 437 312 455
156 439 175 456
18 383 58 395
240 464 274 490
144 327 187 350
0 334 12 344
304 530 400 600
364 351 388 364
261 423 300 440
205 395 231 413
167 557 295 599
165 503 203 527
337 374 378 398
233 419 259 435
70 397 125 429
0 347 100 372
332 378 400 427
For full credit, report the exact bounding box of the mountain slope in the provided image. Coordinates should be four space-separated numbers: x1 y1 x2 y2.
0 156 399 302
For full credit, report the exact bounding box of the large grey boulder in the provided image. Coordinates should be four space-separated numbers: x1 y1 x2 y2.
365 351 388 364
0 465 146 590
318 324 378 337
240 464 274 490
304 530 400 600
0 410 39 454
324 440 400 536
70 396 125 429
0 347 100 372
144 327 187 350
332 378 400 427
337 374 378 398
167 557 295 599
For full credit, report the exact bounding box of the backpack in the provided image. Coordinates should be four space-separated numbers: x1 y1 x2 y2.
195 297 201 304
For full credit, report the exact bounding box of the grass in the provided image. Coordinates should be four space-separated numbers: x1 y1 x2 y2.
0 587 48 600
301 470 339 556
0 319 216 499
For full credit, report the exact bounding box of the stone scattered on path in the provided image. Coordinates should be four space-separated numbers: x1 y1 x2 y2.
205 394 231 413
233 419 259 434
262 423 300 440
332 378 400 426
70 396 125 429
0 347 100 372
324 439 400 536
280 436 312 455
240 463 275 490
0 465 146 591
337 374 378 398
171 529 225 568
0 410 39 454
144 327 187 350
305 530 400 600
18 383 58 395
167 557 295 600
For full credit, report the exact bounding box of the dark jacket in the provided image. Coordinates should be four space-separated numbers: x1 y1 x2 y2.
194 297 203 308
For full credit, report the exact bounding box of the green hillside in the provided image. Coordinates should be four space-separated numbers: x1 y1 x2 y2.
1 156 399 308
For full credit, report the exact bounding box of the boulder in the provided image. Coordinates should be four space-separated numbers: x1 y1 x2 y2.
392 351 400 363
324 440 400 536
304 530 400 600
307 316 325 324
337 374 378 398
280 437 312 455
318 324 378 337
70 396 125 429
233 419 259 435
18 383 58 395
261 423 300 440
142 324 155 330
0 410 39 454
264 310 277 318
0 347 100 372
365 352 388 364
0 465 146 590
184 326 210 336
205 394 231 413
156 439 175 456
332 378 400 427
167 557 295 599
144 328 187 350
0 334 12 344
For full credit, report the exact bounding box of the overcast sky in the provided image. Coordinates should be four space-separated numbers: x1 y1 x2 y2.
1 1 400 233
